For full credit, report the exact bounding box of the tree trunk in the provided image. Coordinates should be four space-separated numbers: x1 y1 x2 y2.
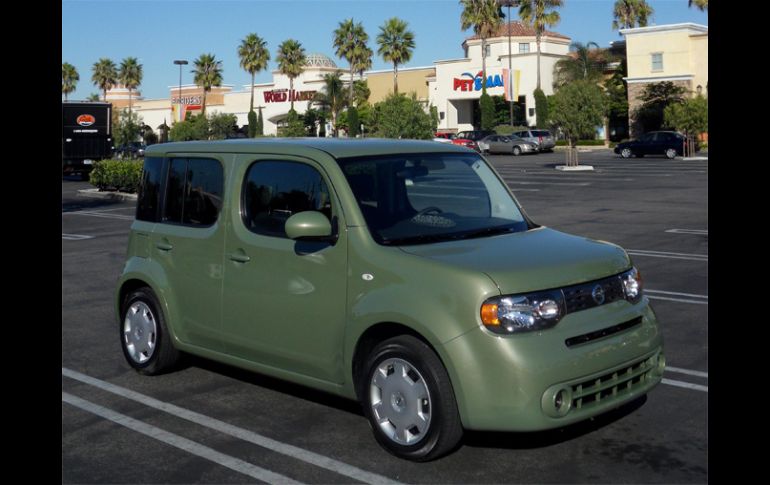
481 37 487 88
536 35 542 90
393 62 399 95
128 89 133 117
349 64 355 106
290 78 295 111
250 72 255 113
202 90 207 116
103 88 108 102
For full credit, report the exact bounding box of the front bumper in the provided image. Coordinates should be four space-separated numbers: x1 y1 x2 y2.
443 299 663 431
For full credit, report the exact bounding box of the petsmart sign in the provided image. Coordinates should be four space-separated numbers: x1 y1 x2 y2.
452 69 519 101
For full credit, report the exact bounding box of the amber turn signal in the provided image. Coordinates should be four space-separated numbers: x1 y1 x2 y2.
480 303 499 325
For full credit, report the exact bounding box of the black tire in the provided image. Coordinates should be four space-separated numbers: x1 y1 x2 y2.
665 148 677 159
512 146 522 156
620 148 633 159
361 335 463 461
120 287 180 375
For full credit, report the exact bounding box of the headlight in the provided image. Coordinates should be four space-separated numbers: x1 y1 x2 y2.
481 290 565 334
620 267 643 303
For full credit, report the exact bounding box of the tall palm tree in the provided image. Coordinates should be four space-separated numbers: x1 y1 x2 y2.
276 39 307 111
87 93 100 101
553 41 608 88
376 18 415 95
91 58 118 102
689 0 707 11
312 72 348 136
238 33 270 113
460 0 504 92
118 57 143 116
62 62 79 101
192 53 223 115
612 0 654 32
334 18 372 105
519 0 563 91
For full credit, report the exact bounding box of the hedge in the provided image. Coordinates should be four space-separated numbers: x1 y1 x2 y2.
494 124 531 135
89 159 143 193
555 140 607 146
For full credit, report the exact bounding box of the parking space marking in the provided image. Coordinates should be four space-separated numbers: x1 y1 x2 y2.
665 229 708 235
647 289 707 300
62 368 402 485
62 233 95 240
63 211 135 221
503 180 591 187
661 379 708 393
627 249 707 262
62 392 302 484
647 295 707 305
666 367 708 379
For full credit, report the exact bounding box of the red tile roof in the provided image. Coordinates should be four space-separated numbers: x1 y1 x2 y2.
466 21 570 41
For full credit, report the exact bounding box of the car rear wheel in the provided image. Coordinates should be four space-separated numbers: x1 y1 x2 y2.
665 148 677 159
120 287 180 375
620 148 633 158
512 146 522 156
362 335 463 461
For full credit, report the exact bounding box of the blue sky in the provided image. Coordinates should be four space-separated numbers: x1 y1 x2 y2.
62 0 708 100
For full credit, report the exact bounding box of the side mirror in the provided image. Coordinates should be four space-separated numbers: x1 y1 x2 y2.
285 211 333 240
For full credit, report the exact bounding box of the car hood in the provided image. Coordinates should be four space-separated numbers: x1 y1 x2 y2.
398 227 630 294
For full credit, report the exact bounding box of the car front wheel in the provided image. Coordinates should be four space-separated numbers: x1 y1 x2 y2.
512 146 522 156
665 148 677 159
120 287 180 375
362 335 463 461
620 147 633 158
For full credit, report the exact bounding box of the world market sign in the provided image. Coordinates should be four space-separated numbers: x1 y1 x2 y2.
453 71 505 92
264 89 317 103
172 96 202 105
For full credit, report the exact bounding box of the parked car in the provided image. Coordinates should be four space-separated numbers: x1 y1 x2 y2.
118 139 663 461
114 142 146 159
478 134 538 156
614 131 696 159
455 130 496 142
451 136 479 151
511 129 556 152
433 133 454 144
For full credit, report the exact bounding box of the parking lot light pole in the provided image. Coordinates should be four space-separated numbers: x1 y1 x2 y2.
173 60 188 123
498 0 519 127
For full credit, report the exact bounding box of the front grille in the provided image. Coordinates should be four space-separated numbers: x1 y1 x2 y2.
565 316 643 347
563 274 625 313
571 354 656 411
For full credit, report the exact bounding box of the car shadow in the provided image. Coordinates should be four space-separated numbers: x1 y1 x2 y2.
62 197 127 212
463 395 647 450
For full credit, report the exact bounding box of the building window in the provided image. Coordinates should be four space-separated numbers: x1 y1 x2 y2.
484 44 491 57
651 53 663 71
519 43 530 54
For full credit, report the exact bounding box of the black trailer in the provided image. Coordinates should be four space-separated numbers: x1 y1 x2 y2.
62 101 112 178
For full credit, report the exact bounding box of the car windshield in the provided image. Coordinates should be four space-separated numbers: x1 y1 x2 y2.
337 153 530 246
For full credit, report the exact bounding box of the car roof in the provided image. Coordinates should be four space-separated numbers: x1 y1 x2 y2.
145 138 470 159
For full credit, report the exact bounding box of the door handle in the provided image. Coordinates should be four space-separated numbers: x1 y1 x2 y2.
156 241 173 251
229 252 251 263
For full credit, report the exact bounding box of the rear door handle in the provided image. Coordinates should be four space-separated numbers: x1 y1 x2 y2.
156 242 173 251
229 252 251 263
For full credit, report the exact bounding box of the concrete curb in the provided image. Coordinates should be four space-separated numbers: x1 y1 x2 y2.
681 156 708 161
77 188 138 201
555 165 595 171
554 146 610 153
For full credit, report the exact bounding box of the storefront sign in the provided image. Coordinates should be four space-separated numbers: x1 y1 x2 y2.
76 114 95 127
171 96 202 105
453 71 504 92
263 89 317 103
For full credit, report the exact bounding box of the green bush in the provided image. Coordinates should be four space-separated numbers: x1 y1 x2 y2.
479 92 495 131
555 139 607 146
89 159 143 193
370 93 434 140
494 124 531 135
534 88 548 129
248 110 257 138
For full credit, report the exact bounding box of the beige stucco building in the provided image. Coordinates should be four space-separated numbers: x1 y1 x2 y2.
621 23 708 136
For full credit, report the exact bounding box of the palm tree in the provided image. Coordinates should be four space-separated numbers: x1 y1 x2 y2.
460 0 504 93
312 72 348 136
118 57 143 116
334 18 372 105
238 34 271 113
519 0 563 91
689 0 707 11
62 62 79 101
87 93 100 101
612 0 654 32
376 18 415 95
192 53 223 116
276 39 307 111
553 41 608 88
91 58 118 102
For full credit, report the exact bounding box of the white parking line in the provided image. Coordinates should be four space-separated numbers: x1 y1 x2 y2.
627 249 707 262
62 233 95 240
647 289 707 300
62 368 402 485
503 180 591 186
62 392 302 484
665 229 708 235
666 367 708 379
647 295 708 305
661 379 708 393
63 211 135 221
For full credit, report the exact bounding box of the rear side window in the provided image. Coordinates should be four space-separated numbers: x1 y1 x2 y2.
136 157 163 222
242 161 331 238
162 158 223 227
532 130 551 137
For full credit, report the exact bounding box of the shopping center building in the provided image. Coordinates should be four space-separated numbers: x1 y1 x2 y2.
108 21 570 136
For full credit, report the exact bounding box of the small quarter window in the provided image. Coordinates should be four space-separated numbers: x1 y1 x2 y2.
651 53 663 71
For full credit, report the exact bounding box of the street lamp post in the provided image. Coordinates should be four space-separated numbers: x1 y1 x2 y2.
173 60 188 123
498 0 519 127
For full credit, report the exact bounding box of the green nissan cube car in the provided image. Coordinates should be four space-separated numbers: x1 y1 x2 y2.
116 138 664 461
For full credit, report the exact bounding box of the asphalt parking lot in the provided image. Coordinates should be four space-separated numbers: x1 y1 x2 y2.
62 148 707 484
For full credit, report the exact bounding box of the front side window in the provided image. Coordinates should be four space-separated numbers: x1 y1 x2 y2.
137 157 163 222
338 153 529 246
162 158 223 226
519 43 530 54
651 53 663 71
242 161 332 238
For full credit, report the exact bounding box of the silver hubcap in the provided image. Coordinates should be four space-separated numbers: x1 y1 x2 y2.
666 149 676 158
622 148 631 158
369 358 432 445
123 301 157 364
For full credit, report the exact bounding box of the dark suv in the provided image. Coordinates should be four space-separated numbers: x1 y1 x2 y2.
455 130 496 142
614 131 697 159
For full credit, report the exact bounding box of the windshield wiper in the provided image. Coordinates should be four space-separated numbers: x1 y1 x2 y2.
383 225 517 246
453 225 517 241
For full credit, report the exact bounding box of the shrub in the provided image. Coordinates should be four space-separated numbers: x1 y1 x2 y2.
534 88 548 129
494 124 531 135
248 110 257 138
370 93 434 139
555 139 607 146
479 92 495 131
89 159 143 193
347 106 359 137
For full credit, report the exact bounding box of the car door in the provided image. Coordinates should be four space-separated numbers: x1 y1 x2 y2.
151 156 227 351
488 136 502 153
221 155 348 384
